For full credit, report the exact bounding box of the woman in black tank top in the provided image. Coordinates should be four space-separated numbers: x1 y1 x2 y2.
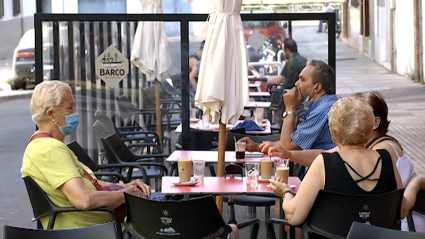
268 97 403 230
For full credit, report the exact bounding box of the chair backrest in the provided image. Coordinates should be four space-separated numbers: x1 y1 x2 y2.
94 114 118 134
186 128 245 151
116 95 149 130
407 188 425 231
412 189 425 215
347 221 425 239
225 132 281 151
3 222 118 239
101 133 135 163
303 189 405 238
67 141 98 171
225 164 244 178
23 176 55 222
124 193 227 239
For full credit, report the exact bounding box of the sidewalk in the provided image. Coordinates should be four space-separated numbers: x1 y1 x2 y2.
292 26 420 94
291 26 425 176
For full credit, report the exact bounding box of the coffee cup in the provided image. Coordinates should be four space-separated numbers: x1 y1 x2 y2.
260 159 273 179
178 158 192 182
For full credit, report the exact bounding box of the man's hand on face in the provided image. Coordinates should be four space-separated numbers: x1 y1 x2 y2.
283 87 304 111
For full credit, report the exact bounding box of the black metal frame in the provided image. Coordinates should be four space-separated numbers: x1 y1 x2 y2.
34 11 336 152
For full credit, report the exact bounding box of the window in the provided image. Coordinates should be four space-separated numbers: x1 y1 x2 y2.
0 0 4 18
12 0 20 16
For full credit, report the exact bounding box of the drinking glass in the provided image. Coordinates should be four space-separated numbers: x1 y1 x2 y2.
275 159 289 184
254 108 264 124
193 159 205 181
235 142 246 160
178 158 192 182
260 159 274 179
245 163 260 190
190 108 197 119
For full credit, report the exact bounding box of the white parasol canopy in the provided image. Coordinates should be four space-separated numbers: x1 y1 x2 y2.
194 0 249 125
130 0 171 81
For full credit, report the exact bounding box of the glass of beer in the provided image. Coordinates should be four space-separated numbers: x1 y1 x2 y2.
178 158 192 182
235 142 246 160
275 160 289 184
260 159 274 180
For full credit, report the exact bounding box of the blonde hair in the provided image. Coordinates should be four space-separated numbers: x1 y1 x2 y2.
30 81 71 124
328 96 375 146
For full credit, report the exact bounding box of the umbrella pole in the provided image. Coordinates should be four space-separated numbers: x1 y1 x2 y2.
216 122 227 214
155 80 162 147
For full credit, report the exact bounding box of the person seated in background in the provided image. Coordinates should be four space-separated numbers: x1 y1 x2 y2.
265 38 307 90
188 40 206 90
21 81 151 229
269 96 409 238
189 40 205 72
240 60 338 152
268 91 425 232
189 59 201 89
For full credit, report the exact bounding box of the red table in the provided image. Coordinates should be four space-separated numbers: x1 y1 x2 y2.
161 176 301 196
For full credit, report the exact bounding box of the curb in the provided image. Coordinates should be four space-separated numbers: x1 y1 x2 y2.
336 84 425 98
0 91 33 102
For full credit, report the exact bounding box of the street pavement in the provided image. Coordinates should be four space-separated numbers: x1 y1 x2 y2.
0 26 425 238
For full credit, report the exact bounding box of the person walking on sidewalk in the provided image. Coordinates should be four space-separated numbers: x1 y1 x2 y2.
318 3 335 33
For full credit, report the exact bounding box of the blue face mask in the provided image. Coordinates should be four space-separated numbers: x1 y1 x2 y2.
303 84 318 108
57 112 79 136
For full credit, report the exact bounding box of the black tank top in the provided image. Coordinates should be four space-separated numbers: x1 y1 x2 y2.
322 149 397 195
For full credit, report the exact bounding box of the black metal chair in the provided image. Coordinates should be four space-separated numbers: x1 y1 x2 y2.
67 141 129 183
123 193 260 239
223 164 275 237
101 133 168 189
3 222 119 239
116 95 181 153
347 221 425 239
94 113 162 153
22 176 122 239
407 188 425 232
267 189 405 239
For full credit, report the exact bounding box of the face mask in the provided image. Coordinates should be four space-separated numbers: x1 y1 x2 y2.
303 84 318 108
55 112 79 136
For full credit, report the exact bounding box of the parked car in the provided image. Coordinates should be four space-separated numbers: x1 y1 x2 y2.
11 28 58 89
241 10 288 42
11 29 36 89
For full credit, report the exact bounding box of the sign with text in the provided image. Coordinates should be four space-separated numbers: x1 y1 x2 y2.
95 45 129 88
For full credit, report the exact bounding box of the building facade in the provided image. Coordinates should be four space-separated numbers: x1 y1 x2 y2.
341 0 423 83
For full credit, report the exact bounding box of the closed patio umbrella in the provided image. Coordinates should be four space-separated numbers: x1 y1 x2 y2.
195 0 249 213
131 0 172 143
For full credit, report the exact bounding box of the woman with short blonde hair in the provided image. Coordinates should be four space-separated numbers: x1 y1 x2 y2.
328 96 375 146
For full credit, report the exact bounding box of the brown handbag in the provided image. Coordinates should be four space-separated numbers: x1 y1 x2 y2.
28 132 127 221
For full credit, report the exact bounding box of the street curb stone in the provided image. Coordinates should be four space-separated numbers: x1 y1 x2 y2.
0 91 33 102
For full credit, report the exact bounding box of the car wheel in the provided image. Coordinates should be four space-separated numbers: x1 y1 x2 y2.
13 79 25 90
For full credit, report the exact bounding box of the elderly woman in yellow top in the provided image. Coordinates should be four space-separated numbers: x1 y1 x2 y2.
21 81 150 229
